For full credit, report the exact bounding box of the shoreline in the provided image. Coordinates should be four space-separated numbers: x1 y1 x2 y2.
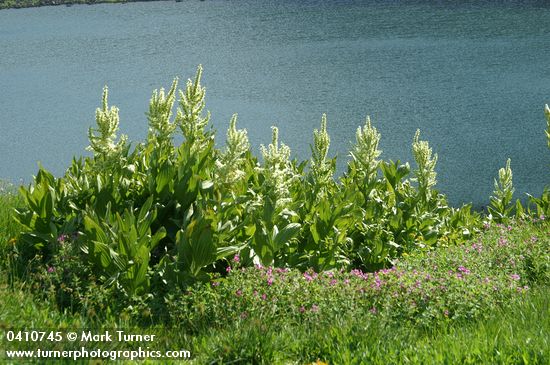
0 0 168 10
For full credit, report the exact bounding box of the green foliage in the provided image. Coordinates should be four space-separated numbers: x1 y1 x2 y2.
412 129 438 203
215 114 250 190
188 284 549 365
87 86 127 159
489 158 515 223
309 113 335 197
168 219 549 336
82 197 166 296
545 104 550 149
14 168 75 261
0 182 23 275
173 205 242 283
245 126 301 265
349 116 381 185
147 78 179 148
176 64 212 155
523 106 550 218
527 187 550 218
9 67 550 320
1 209 548 362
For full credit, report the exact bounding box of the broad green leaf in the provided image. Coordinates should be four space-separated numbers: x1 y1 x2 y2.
216 245 244 260
310 222 320 244
274 223 301 248
83 215 109 244
156 163 175 194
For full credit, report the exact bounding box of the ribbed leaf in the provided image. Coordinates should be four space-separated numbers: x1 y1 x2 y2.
274 223 301 248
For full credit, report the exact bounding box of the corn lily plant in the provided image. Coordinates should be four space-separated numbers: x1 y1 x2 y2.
12 67 549 306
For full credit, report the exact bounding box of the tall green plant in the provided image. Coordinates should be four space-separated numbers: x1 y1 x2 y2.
17 67 548 316
295 115 355 270
309 114 335 198
87 86 128 164
215 114 251 191
412 129 438 203
488 158 514 222
176 64 212 155
246 127 301 265
146 78 179 149
545 104 550 149
526 104 550 216
349 116 382 188
82 197 166 297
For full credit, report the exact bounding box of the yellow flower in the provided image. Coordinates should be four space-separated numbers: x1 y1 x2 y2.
8 237 17 245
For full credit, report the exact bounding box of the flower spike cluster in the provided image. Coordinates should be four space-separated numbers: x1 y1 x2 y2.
147 77 179 146
350 116 382 182
87 86 127 157
412 129 437 195
310 113 334 191
545 104 550 149
176 65 212 154
216 114 251 188
493 158 514 203
259 126 296 209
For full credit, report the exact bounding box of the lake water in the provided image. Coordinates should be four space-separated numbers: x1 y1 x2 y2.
1 0 549 207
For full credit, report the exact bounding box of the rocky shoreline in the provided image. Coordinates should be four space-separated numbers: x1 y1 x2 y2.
0 0 165 10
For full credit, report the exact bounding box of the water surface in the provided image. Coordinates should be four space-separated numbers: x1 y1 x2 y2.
1 0 549 206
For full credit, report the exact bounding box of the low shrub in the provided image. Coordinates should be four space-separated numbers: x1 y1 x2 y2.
166 219 549 330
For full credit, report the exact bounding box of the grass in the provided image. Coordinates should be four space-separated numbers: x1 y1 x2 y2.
0 278 547 364
0 188 548 364
188 287 549 364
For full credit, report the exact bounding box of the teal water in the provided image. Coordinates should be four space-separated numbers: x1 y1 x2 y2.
0 1 549 207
